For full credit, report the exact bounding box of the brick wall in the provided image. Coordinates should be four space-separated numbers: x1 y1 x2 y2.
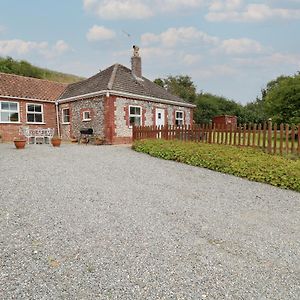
0 97 57 142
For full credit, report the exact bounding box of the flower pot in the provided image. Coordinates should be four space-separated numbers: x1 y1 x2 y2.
51 138 62 147
94 138 104 145
81 137 88 144
14 139 26 149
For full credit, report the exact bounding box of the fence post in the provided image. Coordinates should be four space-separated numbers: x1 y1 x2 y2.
273 123 277 154
291 125 295 153
285 124 289 154
267 121 272 154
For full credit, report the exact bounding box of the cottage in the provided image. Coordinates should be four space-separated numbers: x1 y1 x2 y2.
0 73 65 141
58 46 195 144
0 46 195 144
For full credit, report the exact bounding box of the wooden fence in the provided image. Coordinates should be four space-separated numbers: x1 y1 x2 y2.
133 122 300 156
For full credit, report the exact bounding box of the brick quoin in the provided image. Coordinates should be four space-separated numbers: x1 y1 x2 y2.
152 107 156 126
0 98 57 142
104 95 116 144
164 109 168 126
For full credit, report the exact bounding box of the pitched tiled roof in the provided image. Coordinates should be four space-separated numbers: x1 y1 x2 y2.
0 72 67 101
59 64 188 104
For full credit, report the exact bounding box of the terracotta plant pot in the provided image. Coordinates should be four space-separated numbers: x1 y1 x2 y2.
70 138 78 143
14 139 26 149
81 137 88 144
51 137 62 147
94 138 104 145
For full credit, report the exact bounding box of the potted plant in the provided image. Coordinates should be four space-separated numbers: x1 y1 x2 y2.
51 135 62 147
94 136 104 145
14 136 27 149
80 137 89 144
70 135 78 143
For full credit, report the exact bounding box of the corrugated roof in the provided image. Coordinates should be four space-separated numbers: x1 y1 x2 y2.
0 72 67 101
59 64 187 104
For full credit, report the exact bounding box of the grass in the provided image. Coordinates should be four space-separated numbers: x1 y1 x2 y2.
132 139 300 192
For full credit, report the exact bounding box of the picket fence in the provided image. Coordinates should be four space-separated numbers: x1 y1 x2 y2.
133 122 300 156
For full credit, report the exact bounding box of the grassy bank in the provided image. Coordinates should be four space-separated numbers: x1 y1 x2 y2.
133 139 300 192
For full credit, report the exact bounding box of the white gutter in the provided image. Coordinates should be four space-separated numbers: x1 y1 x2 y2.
55 102 60 137
58 90 196 108
0 95 55 103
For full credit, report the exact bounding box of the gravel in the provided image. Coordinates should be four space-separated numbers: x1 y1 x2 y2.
0 143 299 300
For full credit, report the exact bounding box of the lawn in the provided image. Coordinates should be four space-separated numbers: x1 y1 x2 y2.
133 139 300 192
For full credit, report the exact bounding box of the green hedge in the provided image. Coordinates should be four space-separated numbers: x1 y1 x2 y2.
132 139 300 192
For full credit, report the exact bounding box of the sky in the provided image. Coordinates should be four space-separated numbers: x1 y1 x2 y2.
0 0 300 104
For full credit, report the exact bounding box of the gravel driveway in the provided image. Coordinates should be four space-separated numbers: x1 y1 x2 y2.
0 143 299 300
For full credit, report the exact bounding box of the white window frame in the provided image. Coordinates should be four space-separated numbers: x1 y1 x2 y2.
62 108 70 124
0 101 20 123
175 110 184 126
26 103 44 124
129 105 142 128
82 110 91 121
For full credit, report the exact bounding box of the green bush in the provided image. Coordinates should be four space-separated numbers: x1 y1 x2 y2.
132 139 300 192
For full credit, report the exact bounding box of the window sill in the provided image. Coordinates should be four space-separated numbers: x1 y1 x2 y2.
83 119 91 122
0 122 21 124
26 122 45 125
62 122 70 125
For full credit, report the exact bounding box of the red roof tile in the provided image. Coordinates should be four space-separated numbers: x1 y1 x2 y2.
0 72 67 102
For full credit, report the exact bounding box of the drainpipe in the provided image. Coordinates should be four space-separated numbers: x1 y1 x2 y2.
55 101 60 137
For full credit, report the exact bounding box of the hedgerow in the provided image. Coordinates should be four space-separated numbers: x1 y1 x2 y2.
132 139 300 192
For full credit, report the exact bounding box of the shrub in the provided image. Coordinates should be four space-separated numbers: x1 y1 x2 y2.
132 139 300 192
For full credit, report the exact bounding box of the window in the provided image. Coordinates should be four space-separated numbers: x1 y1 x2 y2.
26 103 43 123
129 106 141 127
82 111 91 121
62 108 70 124
175 111 184 126
0 101 19 123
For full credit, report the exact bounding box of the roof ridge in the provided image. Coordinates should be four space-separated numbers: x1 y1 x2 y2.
107 64 119 90
0 72 68 86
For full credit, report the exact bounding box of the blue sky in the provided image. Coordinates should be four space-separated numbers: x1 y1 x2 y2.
0 0 300 104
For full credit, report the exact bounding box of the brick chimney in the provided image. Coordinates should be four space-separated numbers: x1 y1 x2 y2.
131 45 142 79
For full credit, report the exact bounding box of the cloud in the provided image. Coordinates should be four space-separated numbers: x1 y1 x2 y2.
0 39 70 58
53 40 70 54
234 52 300 68
219 38 265 54
141 27 219 48
83 0 153 20
206 2 300 22
182 53 202 65
209 0 242 12
86 25 116 41
82 0 205 19
159 0 204 12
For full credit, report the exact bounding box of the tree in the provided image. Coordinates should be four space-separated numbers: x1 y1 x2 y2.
154 75 197 103
262 73 300 124
194 93 243 124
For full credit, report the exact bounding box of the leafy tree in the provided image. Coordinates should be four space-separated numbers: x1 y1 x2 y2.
194 93 243 124
154 75 197 103
261 73 300 124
